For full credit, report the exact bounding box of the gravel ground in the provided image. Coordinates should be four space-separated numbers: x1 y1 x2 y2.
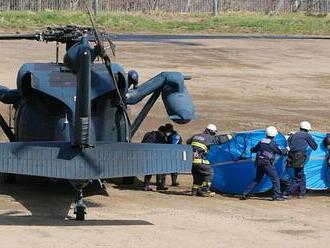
0 38 329 248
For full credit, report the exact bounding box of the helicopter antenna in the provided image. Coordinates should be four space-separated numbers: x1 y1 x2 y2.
85 3 130 141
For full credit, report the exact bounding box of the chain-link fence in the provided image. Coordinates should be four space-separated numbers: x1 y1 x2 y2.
0 0 329 14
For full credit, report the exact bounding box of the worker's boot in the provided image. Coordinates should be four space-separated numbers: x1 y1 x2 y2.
171 173 179 186
156 175 168 190
240 194 250 200
197 189 216 197
191 185 199 196
272 197 285 201
282 194 292 200
197 182 215 197
156 185 168 191
143 184 152 191
201 191 216 197
144 175 152 191
144 185 153 191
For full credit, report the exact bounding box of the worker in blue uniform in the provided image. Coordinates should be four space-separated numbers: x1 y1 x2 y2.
187 124 233 197
165 123 183 186
284 121 317 199
322 133 330 167
240 126 288 201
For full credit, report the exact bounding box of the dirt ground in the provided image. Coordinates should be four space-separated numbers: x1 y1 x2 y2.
0 38 329 247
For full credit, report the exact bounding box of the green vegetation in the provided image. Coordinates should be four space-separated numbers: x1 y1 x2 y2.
1 11 330 35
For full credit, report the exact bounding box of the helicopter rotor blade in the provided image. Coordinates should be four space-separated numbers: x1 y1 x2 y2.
85 4 130 142
85 5 104 54
106 36 116 57
0 33 40 41
85 4 128 112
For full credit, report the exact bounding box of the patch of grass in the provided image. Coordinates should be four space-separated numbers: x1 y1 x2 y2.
1 11 330 35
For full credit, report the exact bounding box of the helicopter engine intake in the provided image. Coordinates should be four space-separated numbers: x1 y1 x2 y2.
125 72 195 124
162 83 194 124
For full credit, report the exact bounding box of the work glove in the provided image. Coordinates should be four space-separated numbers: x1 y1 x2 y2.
227 133 235 140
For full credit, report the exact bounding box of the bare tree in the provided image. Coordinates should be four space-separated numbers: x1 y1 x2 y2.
70 0 80 11
292 0 302 12
185 0 191 12
152 0 158 11
270 0 284 15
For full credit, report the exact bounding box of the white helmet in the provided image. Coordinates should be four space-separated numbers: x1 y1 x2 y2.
206 124 217 133
300 121 311 131
266 126 278 138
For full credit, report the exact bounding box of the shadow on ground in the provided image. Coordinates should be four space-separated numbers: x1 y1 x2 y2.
110 177 192 196
0 214 153 226
0 176 153 226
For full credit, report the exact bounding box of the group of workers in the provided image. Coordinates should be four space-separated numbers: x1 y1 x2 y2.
143 120 324 200
142 123 182 191
240 121 317 201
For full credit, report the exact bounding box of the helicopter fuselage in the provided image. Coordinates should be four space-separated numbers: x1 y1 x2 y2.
15 62 128 144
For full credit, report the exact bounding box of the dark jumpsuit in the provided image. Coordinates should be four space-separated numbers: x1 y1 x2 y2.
286 131 317 196
187 131 230 188
167 131 183 184
323 134 330 166
142 131 167 188
243 138 287 199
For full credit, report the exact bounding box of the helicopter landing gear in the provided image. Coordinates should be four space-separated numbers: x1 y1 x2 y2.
96 179 106 190
75 205 86 221
71 180 89 221
74 189 86 221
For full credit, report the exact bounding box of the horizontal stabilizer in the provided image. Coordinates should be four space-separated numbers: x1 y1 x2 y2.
0 142 192 180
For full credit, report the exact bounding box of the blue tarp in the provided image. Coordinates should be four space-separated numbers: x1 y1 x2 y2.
283 132 330 190
208 130 287 194
208 130 330 194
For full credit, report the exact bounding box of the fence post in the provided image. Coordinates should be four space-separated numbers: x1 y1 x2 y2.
213 0 218 16
94 0 99 16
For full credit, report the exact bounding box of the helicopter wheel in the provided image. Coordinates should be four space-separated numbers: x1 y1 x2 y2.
73 188 87 221
75 206 86 221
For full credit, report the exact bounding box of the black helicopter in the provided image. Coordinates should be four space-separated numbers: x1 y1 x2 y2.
0 9 195 220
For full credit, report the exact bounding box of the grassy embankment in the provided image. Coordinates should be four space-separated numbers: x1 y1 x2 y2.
1 11 330 34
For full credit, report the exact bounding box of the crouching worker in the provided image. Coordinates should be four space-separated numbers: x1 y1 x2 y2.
284 121 317 199
187 124 233 197
165 123 183 186
142 126 168 191
240 126 288 201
